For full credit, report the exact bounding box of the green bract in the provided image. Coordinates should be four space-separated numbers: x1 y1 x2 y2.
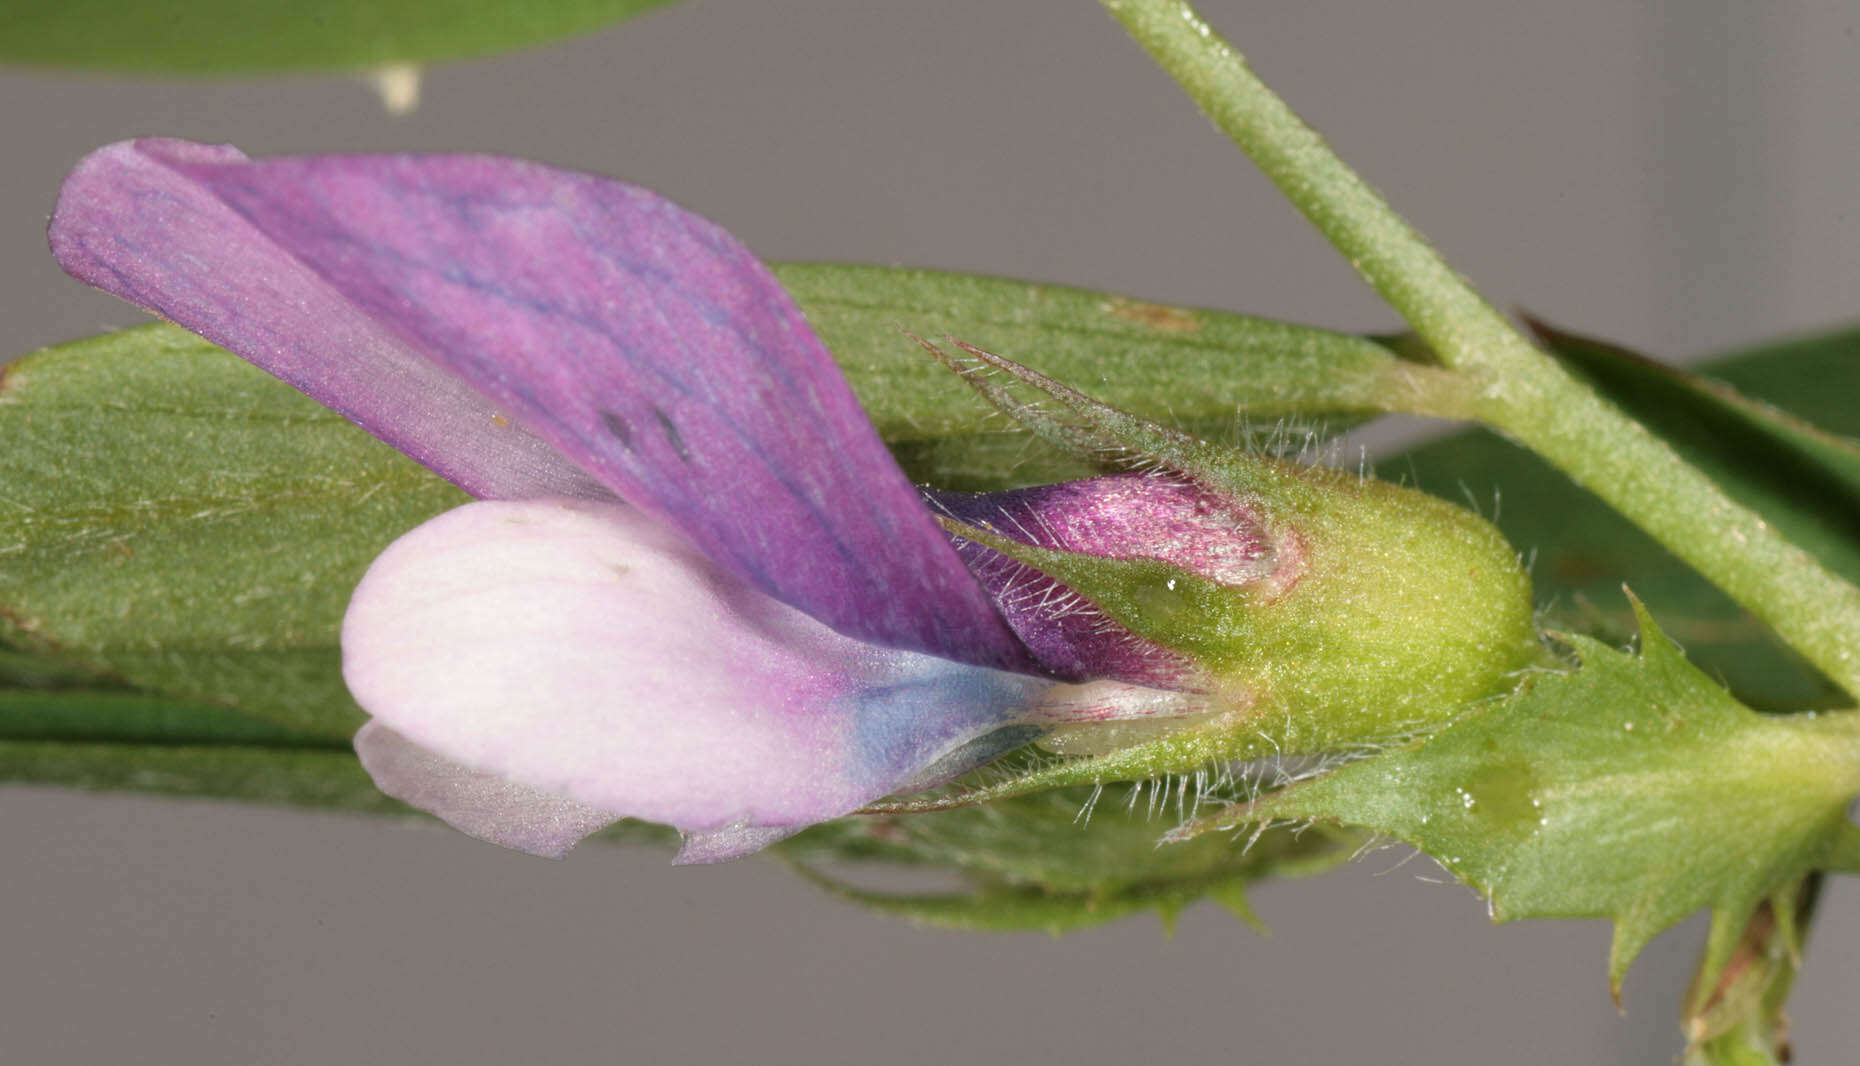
1187 600 1860 998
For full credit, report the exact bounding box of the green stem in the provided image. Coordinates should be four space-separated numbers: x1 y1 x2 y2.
1683 878 1818 1066
1102 0 1860 698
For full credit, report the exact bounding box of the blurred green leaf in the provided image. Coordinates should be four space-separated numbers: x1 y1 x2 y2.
785 783 1356 933
1392 321 1860 710
1536 317 1860 595
1195 602 1860 995
1531 317 1860 505
0 0 675 75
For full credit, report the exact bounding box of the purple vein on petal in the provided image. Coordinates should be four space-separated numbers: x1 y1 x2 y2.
50 139 1034 672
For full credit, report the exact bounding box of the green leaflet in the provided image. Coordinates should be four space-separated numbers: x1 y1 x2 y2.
1182 601 1860 996
0 323 468 737
771 263 1415 490
0 0 675 75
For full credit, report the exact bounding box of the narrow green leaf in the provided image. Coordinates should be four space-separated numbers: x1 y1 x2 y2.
0 687 334 746
1186 602 1860 995
773 263 1452 490
0 0 676 75
0 725 1354 921
0 738 401 811
8 277 1858 915
1708 322 1860 431
0 323 468 737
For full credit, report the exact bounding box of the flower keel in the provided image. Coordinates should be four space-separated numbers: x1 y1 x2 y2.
49 139 1534 859
342 498 1068 849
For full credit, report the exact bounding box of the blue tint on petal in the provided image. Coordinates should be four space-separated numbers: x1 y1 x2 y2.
888 724 1048 797
848 665 1043 784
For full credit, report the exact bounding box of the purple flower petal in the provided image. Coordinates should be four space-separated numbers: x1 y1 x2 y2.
50 140 607 502
354 721 621 858
51 138 1033 672
342 498 1055 837
927 473 1276 687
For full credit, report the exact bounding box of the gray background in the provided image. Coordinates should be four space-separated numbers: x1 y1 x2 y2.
4 2 1858 1062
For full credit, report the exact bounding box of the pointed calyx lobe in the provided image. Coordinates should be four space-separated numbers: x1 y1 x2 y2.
48 138 1032 674
928 474 1275 688
918 339 1540 769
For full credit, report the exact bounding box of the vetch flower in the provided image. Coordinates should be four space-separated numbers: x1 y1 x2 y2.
48 140 1538 862
45 140 1208 859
